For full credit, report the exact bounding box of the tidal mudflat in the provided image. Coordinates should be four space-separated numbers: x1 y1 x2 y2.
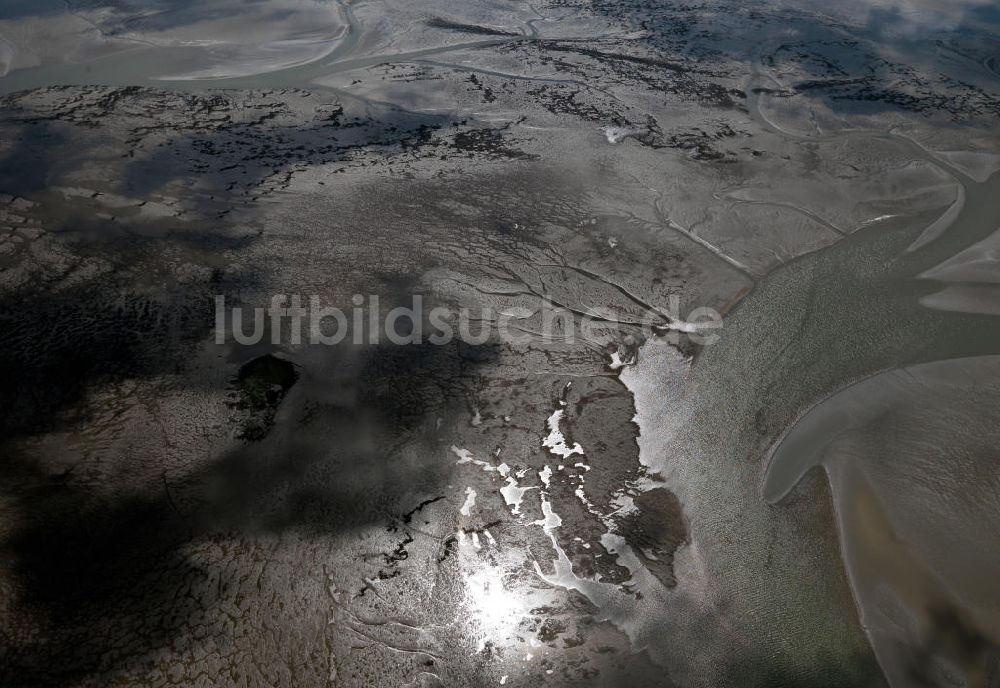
0 1 998 686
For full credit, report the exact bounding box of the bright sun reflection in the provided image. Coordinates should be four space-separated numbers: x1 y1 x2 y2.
462 565 528 652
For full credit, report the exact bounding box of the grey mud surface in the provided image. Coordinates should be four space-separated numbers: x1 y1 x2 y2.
0 1 998 687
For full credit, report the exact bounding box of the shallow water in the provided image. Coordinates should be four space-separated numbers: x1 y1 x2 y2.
0 0 351 87
762 356 1000 685
621 21 1000 681
723 110 1000 688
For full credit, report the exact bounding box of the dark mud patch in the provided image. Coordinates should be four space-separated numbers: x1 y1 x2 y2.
615 487 689 588
452 124 538 160
426 17 520 37
230 353 298 440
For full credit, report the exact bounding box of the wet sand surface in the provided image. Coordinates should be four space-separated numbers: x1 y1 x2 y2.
0 1 998 686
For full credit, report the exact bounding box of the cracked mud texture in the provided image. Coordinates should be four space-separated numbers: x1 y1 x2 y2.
1 0 999 687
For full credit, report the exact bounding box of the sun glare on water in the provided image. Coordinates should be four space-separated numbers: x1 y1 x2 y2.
463 565 529 653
